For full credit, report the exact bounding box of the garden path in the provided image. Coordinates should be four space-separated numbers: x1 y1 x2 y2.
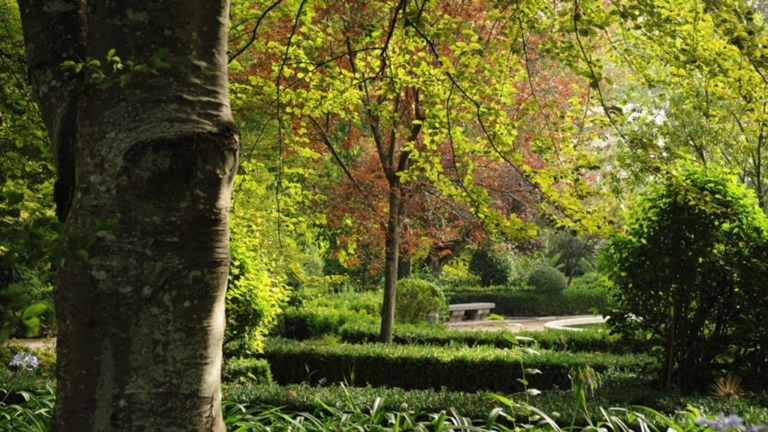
447 315 598 332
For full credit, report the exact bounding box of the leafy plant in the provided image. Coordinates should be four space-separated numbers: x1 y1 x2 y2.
394 278 448 324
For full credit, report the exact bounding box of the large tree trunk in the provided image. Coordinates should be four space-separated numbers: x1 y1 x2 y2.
379 183 401 343
18 1 238 429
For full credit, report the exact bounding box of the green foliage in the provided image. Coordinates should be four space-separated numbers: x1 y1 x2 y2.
222 358 272 385
527 266 568 295
546 232 601 283
223 380 768 429
0 3 58 343
394 278 448 324
0 387 54 431
468 248 511 287
603 167 768 390
264 338 656 393
225 161 295 355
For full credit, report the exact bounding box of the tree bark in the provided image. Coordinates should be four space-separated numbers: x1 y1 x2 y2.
379 182 401 343
18 1 238 429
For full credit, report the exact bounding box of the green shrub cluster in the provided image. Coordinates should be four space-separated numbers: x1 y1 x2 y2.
447 288 609 316
263 338 656 393
527 266 567 294
468 248 510 287
395 278 448 324
222 357 272 385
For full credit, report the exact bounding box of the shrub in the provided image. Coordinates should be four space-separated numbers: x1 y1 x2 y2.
603 167 768 391
395 278 448 324
527 266 567 294
468 248 510 287
263 338 656 393
222 358 272 385
272 307 372 340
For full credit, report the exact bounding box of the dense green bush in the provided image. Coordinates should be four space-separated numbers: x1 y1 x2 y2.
272 306 373 340
527 266 567 294
603 167 768 391
263 338 656 393
223 358 272 385
447 288 609 316
468 248 510 287
395 278 448 324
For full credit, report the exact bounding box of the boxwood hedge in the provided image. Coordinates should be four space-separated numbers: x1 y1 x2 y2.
263 338 656 393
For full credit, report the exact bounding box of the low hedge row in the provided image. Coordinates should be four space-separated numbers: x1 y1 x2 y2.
446 288 609 316
337 320 625 353
274 309 625 353
263 338 656 393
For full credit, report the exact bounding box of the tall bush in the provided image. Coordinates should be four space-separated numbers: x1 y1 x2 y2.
603 167 768 391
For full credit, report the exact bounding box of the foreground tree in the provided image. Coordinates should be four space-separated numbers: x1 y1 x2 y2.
18 1 238 429
604 167 768 391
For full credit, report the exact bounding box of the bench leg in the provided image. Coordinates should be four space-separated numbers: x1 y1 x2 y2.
450 310 465 322
476 309 490 321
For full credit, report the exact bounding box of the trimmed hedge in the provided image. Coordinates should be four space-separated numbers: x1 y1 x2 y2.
273 306 365 340
446 288 608 316
337 320 624 353
274 307 626 353
223 358 272 385
263 338 656 393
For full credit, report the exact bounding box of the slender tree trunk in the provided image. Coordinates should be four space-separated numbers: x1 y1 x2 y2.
379 183 401 343
398 254 411 279
18 1 238 429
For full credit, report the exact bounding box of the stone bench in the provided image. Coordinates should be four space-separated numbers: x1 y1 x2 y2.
448 303 496 322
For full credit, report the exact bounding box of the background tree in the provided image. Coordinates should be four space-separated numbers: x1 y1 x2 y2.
17 0 238 429
231 0 604 343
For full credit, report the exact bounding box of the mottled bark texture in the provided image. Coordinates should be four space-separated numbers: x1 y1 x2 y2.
17 0 238 430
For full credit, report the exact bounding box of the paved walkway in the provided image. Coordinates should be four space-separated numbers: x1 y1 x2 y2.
447 314 599 332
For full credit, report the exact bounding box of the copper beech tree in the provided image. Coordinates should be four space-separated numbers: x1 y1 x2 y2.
17 0 238 429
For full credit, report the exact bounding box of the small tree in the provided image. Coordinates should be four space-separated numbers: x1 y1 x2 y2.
603 167 768 391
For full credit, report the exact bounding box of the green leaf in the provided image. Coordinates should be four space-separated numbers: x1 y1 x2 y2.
21 302 47 320
74 249 89 262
